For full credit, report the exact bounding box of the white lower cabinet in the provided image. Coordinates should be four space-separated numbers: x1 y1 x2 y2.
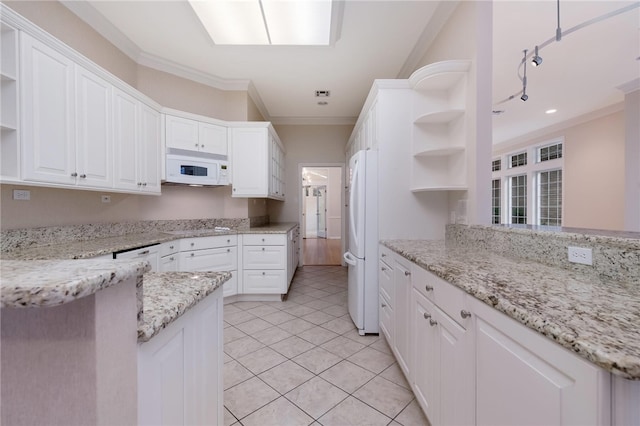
138 286 223 426
471 296 610 426
159 241 179 272
240 233 290 294
379 244 612 426
115 244 160 272
177 235 238 298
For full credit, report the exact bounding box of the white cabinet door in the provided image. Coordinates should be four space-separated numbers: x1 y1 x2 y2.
222 272 238 298
413 289 438 423
165 115 199 151
199 122 227 156
231 127 268 197
394 257 412 376
113 88 139 191
472 297 610 426
21 34 76 185
139 104 161 193
76 65 112 188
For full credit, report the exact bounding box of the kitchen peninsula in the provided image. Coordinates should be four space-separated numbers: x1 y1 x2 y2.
0 218 298 425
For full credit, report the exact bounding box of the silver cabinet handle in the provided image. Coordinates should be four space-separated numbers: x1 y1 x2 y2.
139 250 150 255
190 253 195 257
169 256 174 261
381 253 387 257
425 284 434 292
429 318 438 327
381 266 387 271
79 174 86 178
404 271 411 276
71 172 78 177
460 310 472 319
137 182 142 186
381 303 387 308
142 182 147 187
423 312 431 319
191 242 195 247
169 245 174 249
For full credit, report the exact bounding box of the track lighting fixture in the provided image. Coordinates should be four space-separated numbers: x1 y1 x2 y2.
521 49 528 101
531 45 543 67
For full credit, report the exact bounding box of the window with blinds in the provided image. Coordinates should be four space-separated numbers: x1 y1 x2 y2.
510 174 527 224
538 169 562 226
492 179 501 224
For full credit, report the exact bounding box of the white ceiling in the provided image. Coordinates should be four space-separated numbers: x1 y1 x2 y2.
62 1 639 143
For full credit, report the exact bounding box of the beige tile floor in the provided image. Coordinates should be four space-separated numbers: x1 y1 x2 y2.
223 265 430 426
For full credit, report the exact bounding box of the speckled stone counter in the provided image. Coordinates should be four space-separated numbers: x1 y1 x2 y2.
0 259 150 308
381 239 640 379
138 271 230 342
2 222 299 260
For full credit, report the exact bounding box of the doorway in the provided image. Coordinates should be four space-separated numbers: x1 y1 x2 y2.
300 165 343 265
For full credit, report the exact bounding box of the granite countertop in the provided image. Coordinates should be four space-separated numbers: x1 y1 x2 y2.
381 240 640 379
0 259 150 308
2 222 299 260
138 271 230 342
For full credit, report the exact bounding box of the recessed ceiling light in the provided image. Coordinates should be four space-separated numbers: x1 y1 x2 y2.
545 109 557 114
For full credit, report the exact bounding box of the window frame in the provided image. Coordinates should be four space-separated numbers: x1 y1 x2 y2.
492 138 564 226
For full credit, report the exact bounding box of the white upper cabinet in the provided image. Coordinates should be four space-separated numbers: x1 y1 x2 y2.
6 10 162 195
21 33 76 185
75 65 112 188
165 114 228 156
230 124 285 200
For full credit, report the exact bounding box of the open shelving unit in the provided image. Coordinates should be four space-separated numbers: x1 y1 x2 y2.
408 60 470 192
1 21 20 180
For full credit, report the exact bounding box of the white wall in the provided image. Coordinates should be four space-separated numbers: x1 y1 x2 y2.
0 184 246 229
326 167 342 238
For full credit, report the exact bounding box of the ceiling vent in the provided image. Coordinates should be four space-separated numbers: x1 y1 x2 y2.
315 90 331 97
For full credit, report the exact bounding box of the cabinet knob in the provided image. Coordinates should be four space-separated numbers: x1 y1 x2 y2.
142 182 147 187
460 310 472 319
425 284 434 292
169 256 174 261
381 303 387 308
169 245 174 249
381 253 387 257
79 174 86 178
381 267 387 271
227 248 230 252
262 238 265 242
191 242 195 247
139 250 150 255
71 172 78 177
227 239 230 243
137 182 142 186
201 144 204 148
262 272 266 275
404 270 411 276
195 143 199 147
429 318 438 327
423 312 431 319
262 247 265 251
190 253 195 257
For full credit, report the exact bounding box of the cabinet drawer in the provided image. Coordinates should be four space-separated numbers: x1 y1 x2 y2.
160 240 179 257
179 235 237 251
379 245 394 262
179 247 237 271
160 253 179 272
379 258 394 306
243 245 285 269
242 270 285 294
242 234 285 246
412 263 468 327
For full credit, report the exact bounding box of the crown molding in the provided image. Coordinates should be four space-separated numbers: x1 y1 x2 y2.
60 0 141 62
246 82 272 122
270 116 357 126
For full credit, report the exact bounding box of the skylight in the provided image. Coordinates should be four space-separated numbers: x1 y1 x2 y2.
189 0 333 46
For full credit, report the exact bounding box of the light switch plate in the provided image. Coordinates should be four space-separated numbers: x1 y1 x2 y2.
568 246 593 266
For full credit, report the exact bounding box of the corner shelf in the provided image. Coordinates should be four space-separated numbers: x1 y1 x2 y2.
409 60 471 193
1 21 20 181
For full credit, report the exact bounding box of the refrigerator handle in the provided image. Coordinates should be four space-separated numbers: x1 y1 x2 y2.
343 251 357 266
349 159 359 246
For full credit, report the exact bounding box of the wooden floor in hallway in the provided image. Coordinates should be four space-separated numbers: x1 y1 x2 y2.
302 238 342 265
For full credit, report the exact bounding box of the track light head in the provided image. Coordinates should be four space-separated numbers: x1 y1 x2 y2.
521 93 529 102
531 46 543 67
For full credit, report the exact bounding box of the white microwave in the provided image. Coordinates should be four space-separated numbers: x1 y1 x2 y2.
165 148 229 186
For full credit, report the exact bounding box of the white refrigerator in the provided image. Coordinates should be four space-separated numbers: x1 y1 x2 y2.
343 150 379 335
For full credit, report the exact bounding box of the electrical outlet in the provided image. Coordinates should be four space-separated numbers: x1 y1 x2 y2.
101 195 111 203
568 246 593 266
13 189 30 200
